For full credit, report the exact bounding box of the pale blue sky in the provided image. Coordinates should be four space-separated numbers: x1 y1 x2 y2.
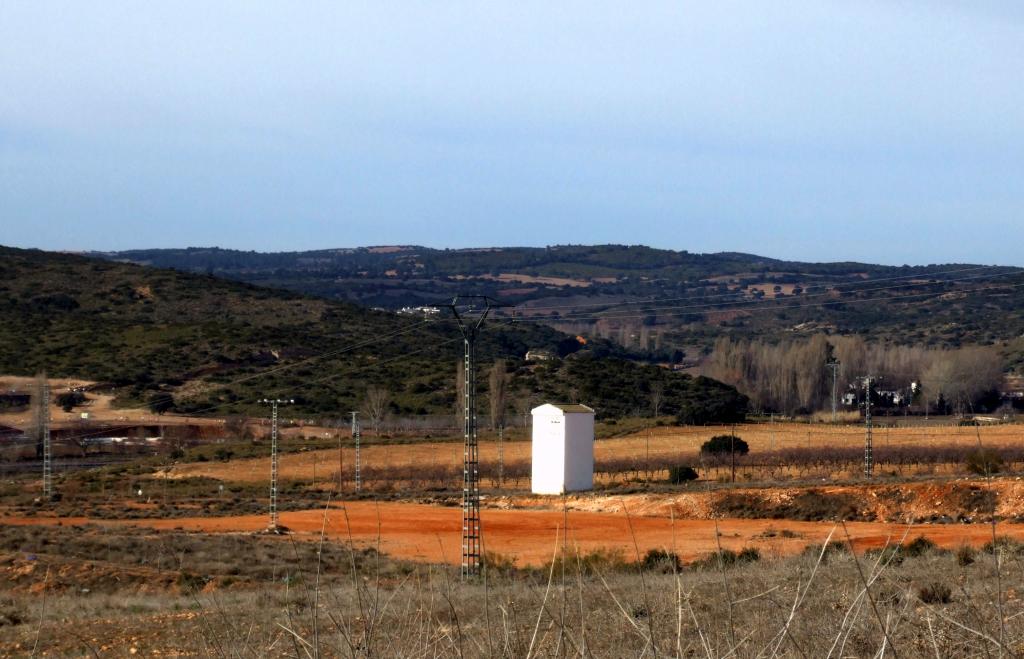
2 2 1023 265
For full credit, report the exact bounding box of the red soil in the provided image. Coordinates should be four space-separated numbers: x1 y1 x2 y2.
6 502 1023 567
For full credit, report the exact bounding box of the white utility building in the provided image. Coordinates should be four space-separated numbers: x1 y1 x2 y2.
531 403 595 495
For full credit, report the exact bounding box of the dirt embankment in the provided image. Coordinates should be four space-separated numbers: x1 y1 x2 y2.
500 478 1024 523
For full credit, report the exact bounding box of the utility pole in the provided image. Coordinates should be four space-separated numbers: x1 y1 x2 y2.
826 358 841 423
260 398 293 532
447 295 507 579
42 381 52 500
351 411 361 492
859 377 878 478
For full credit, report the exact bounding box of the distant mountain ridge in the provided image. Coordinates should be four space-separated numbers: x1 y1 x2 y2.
96 245 1024 366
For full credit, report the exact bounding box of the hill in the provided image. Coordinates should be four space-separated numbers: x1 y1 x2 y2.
100 245 1024 363
0 246 745 421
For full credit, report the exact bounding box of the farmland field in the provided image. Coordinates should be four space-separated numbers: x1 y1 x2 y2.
6 418 1024 655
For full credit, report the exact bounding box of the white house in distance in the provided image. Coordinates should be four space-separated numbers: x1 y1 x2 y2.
531 403 595 495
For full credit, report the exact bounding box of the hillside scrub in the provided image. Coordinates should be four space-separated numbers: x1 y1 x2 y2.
0 247 747 422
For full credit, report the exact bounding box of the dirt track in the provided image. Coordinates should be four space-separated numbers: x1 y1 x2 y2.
8 502 1024 567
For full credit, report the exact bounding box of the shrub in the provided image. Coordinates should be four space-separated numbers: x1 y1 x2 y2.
700 435 749 457
668 465 698 484
982 536 1024 556
802 541 848 563
147 392 175 415
965 448 1003 475
692 546 759 570
902 536 938 558
56 392 86 412
176 571 209 594
917 582 953 605
955 545 976 566
737 547 761 563
641 548 681 572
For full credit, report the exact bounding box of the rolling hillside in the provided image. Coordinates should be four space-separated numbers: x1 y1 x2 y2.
0 246 745 420
101 245 1024 364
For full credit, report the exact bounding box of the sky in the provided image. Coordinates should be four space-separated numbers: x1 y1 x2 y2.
2 1 1024 265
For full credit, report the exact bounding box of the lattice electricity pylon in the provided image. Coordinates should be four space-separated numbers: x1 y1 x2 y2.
260 398 293 532
446 296 509 578
42 382 52 499
860 376 878 477
351 411 361 492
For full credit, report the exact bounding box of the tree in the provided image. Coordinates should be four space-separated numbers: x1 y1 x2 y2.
668 465 698 483
148 392 174 415
361 386 391 435
701 434 749 457
650 381 665 418
488 359 508 431
513 394 536 428
56 392 85 413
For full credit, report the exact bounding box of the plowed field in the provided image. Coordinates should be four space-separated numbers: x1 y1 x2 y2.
7 502 1024 567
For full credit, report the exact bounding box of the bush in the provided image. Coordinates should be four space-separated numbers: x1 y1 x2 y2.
147 392 175 415
641 548 681 572
982 536 1024 556
955 545 976 566
902 536 938 558
917 582 953 604
56 392 86 412
700 434 749 457
668 465 698 484
692 547 760 570
802 541 849 563
965 448 1003 475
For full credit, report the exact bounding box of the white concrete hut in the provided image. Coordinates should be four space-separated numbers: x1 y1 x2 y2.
530 403 595 495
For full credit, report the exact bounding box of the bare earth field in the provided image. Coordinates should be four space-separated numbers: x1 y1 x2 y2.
6 421 1024 655
7 500 1024 568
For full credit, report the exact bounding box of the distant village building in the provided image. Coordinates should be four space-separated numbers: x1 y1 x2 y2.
397 306 441 317
531 403 595 495
525 349 554 362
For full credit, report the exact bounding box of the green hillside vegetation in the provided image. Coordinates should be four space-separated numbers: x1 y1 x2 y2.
101 245 1024 359
0 246 747 421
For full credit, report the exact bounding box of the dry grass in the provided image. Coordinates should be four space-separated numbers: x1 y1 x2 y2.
4 519 1024 656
